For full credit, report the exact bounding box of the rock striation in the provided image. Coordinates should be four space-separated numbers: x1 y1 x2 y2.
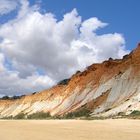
1 44 140 118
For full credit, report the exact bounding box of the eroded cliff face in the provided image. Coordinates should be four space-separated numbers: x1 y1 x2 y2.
1 44 140 118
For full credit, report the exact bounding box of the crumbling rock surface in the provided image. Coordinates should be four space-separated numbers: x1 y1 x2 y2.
1 44 140 118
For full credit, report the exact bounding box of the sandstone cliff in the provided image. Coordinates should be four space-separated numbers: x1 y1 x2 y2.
1 44 140 118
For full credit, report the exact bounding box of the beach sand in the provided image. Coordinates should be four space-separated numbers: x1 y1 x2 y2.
0 119 140 140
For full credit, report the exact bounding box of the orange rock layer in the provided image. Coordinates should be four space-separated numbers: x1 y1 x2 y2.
0 44 140 117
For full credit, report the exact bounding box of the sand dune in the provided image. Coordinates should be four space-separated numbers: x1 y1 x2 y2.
0 119 140 140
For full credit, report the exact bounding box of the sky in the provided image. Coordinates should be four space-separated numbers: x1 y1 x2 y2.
0 0 139 96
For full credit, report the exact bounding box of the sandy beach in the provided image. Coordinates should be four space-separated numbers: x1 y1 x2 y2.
0 119 140 140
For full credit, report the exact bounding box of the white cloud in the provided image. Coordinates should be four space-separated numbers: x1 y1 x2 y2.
18 0 40 18
0 53 5 72
0 1 130 96
0 0 18 15
0 70 55 96
80 17 108 36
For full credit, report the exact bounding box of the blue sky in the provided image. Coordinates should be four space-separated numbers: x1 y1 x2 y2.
0 0 139 95
49 0 140 50
27 0 140 50
0 0 140 50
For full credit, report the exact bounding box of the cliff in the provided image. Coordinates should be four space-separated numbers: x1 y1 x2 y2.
1 44 140 118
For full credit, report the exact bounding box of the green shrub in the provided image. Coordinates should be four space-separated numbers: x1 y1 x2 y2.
58 78 70 85
27 112 51 119
0 95 25 100
1 96 10 100
62 108 91 119
130 110 140 116
51 115 62 119
32 92 37 95
118 112 125 116
14 113 26 119
1 116 13 120
105 108 112 112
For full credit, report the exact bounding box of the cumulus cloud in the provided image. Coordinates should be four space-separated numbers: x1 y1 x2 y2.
0 0 130 96
0 70 55 95
0 0 18 15
0 53 5 72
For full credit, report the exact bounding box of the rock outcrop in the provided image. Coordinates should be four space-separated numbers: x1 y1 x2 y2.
1 44 140 118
